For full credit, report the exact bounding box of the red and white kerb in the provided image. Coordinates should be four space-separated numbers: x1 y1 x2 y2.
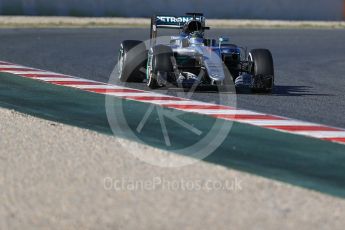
1 60 345 145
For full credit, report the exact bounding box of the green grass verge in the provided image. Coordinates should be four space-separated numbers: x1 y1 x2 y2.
1 72 345 197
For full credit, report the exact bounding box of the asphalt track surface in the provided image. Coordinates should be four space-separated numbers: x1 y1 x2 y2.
0 28 345 129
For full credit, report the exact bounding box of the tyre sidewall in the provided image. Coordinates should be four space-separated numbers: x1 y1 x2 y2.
249 49 274 92
119 40 147 82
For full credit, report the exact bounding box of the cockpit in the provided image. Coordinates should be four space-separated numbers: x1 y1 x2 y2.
189 37 204 46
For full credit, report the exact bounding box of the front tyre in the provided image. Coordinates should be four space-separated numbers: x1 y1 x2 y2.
147 45 174 89
249 49 274 93
118 40 147 82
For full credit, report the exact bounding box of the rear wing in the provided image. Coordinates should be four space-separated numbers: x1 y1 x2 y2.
150 14 206 39
156 16 205 29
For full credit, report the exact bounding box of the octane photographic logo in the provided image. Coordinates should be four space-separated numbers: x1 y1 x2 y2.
106 36 237 167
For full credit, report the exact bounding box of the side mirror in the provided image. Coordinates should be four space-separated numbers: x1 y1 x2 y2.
219 37 230 43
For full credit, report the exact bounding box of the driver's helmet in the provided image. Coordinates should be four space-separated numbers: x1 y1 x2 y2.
183 20 204 37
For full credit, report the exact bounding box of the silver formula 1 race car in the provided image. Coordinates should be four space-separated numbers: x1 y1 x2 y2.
117 13 274 93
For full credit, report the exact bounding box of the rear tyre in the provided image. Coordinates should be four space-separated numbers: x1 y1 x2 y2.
147 45 174 89
118 40 147 82
249 49 274 93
